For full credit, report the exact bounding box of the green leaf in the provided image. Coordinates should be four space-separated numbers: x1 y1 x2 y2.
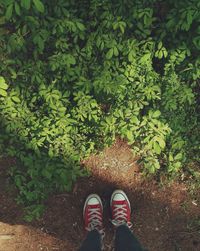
153 141 161 154
119 24 125 33
153 110 161 118
156 137 166 149
0 82 8 90
140 53 150 63
126 130 134 142
11 96 20 103
21 0 31 10
169 154 174 162
33 0 44 13
158 41 162 50
0 89 7 97
113 22 118 30
69 55 76 65
76 22 85 31
174 162 181 170
5 4 13 20
48 148 54 158
0 76 5 84
106 48 113 59
131 116 140 125
128 50 135 62
15 2 21 15
158 50 163 59
58 107 67 113
0 77 8 90
174 153 182 160
163 49 168 58
113 46 119 56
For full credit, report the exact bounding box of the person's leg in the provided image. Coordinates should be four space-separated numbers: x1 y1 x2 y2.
115 224 144 251
110 190 145 251
78 229 101 251
78 194 104 251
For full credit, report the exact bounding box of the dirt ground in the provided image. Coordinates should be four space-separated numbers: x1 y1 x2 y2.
0 140 200 251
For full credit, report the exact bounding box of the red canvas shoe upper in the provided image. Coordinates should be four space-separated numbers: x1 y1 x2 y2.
110 190 132 228
83 194 103 233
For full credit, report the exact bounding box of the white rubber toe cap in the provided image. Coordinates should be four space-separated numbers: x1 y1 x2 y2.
113 193 125 201
88 197 100 205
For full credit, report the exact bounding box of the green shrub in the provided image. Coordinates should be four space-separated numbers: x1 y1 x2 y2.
0 0 199 218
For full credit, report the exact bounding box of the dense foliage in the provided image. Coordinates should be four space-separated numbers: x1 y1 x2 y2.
0 0 200 220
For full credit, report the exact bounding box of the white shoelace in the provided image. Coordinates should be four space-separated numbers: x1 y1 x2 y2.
111 204 132 228
86 207 105 249
86 207 104 233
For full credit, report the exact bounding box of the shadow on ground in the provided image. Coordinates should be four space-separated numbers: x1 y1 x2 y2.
0 142 200 251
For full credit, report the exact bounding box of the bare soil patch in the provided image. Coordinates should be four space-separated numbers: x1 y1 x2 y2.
0 140 200 251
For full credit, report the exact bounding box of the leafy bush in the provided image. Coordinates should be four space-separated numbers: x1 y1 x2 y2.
0 0 200 219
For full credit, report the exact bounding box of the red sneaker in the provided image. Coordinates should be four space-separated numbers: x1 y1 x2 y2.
110 190 132 228
83 194 104 233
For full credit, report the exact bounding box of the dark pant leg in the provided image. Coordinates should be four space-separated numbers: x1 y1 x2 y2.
115 225 144 251
78 229 102 251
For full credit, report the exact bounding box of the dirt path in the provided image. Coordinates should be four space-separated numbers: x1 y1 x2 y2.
0 141 200 251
